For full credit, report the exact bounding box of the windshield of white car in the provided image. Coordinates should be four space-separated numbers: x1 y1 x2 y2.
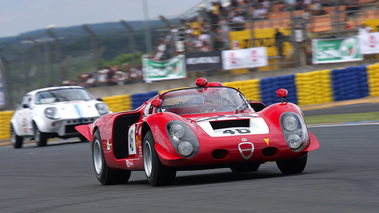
35 88 92 104
159 87 250 115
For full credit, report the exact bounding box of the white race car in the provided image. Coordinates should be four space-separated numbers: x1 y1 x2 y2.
10 86 111 148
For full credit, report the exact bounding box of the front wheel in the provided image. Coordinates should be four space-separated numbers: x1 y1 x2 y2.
276 154 308 174
11 125 23 149
92 129 131 185
33 123 48 147
143 131 176 186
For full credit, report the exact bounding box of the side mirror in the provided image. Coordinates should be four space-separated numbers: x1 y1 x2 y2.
22 104 29 108
276 89 288 104
151 99 162 107
96 98 103 101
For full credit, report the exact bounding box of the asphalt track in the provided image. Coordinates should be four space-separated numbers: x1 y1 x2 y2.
1 105 379 212
1 125 379 212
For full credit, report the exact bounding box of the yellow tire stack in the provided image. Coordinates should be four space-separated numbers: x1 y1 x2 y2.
223 79 261 102
102 94 132 113
0 111 14 140
295 69 333 106
367 63 379 97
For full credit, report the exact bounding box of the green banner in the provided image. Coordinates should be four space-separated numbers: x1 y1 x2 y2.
143 55 186 82
312 37 362 64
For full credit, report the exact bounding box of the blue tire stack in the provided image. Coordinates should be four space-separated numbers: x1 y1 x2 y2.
331 66 369 101
131 91 158 109
259 74 297 106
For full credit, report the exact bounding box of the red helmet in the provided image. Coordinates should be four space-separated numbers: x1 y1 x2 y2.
206 82 224 87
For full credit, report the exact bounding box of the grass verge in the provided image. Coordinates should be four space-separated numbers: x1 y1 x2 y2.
304 111 379 124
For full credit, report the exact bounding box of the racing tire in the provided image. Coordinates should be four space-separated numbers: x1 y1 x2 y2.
230 162 260 173
276 154 308 175
92 129 131 185
143 131 176 186
33 123 48 147
11 125 23 149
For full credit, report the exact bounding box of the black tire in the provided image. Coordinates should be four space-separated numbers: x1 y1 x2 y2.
33 123 48 147
276 154 308 174
230 162 260 173
11 125 23 149
143 131 176 186
92 129 131 185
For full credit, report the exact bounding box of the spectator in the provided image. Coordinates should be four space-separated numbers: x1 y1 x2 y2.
176 19 187 53
219 17 230 49
153 38 167 61
106 66 118 86
302 5 313 21
252 4 268 20
358 23 372 35
230 7 246 31
275 28 285 61
345 0 360 17
261 0 271 12
97 68 110 86
311 0 325 16
303 0 312 10
189 17 202 36
230 0 239 8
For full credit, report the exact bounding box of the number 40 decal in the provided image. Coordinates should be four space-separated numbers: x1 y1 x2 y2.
223 129 250 135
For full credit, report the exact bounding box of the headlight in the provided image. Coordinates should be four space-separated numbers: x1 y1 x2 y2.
45 107 58 119
96 103 109 115
166 121 199 158
170 124 184 139
178 141 194 157
287 134 302 149
283 116 298 131
280 112 308 152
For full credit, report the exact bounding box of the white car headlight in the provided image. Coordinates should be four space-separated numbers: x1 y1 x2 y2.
178 141 194 157
283 116 298 131
170 124 185 139
95 103 109 115
280 112 308 152
166 121 199 158
45 107 59 119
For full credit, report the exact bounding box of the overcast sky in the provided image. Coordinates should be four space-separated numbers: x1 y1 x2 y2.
0 0 205 38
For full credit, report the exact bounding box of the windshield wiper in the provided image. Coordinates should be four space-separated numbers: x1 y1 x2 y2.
234 100 249 114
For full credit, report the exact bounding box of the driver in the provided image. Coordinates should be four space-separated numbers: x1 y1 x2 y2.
203 82 225 112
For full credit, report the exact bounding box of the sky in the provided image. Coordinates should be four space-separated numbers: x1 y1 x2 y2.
0 0 205 38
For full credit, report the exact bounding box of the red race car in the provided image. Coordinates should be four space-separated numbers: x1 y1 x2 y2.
76 78 319 186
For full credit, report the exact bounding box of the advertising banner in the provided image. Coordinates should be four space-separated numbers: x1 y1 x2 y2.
312 37 363 64
142 55 186 82
359 32 379 54
222 47 268 70
185 51 222 72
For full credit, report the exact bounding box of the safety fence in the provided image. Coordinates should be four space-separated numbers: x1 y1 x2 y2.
1 62 379 140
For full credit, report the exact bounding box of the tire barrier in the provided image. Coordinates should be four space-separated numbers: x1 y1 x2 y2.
223 79 261 102
367 63 379 97
1 62 379 140
102 94 132 113
260 75 297 106
331 66 369 102
0 111 14 140
295 69 333 106
131 91 158 110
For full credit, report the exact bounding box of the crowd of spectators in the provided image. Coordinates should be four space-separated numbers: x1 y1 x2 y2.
62 64 143 88
65 0 374 87
150 0 368 61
